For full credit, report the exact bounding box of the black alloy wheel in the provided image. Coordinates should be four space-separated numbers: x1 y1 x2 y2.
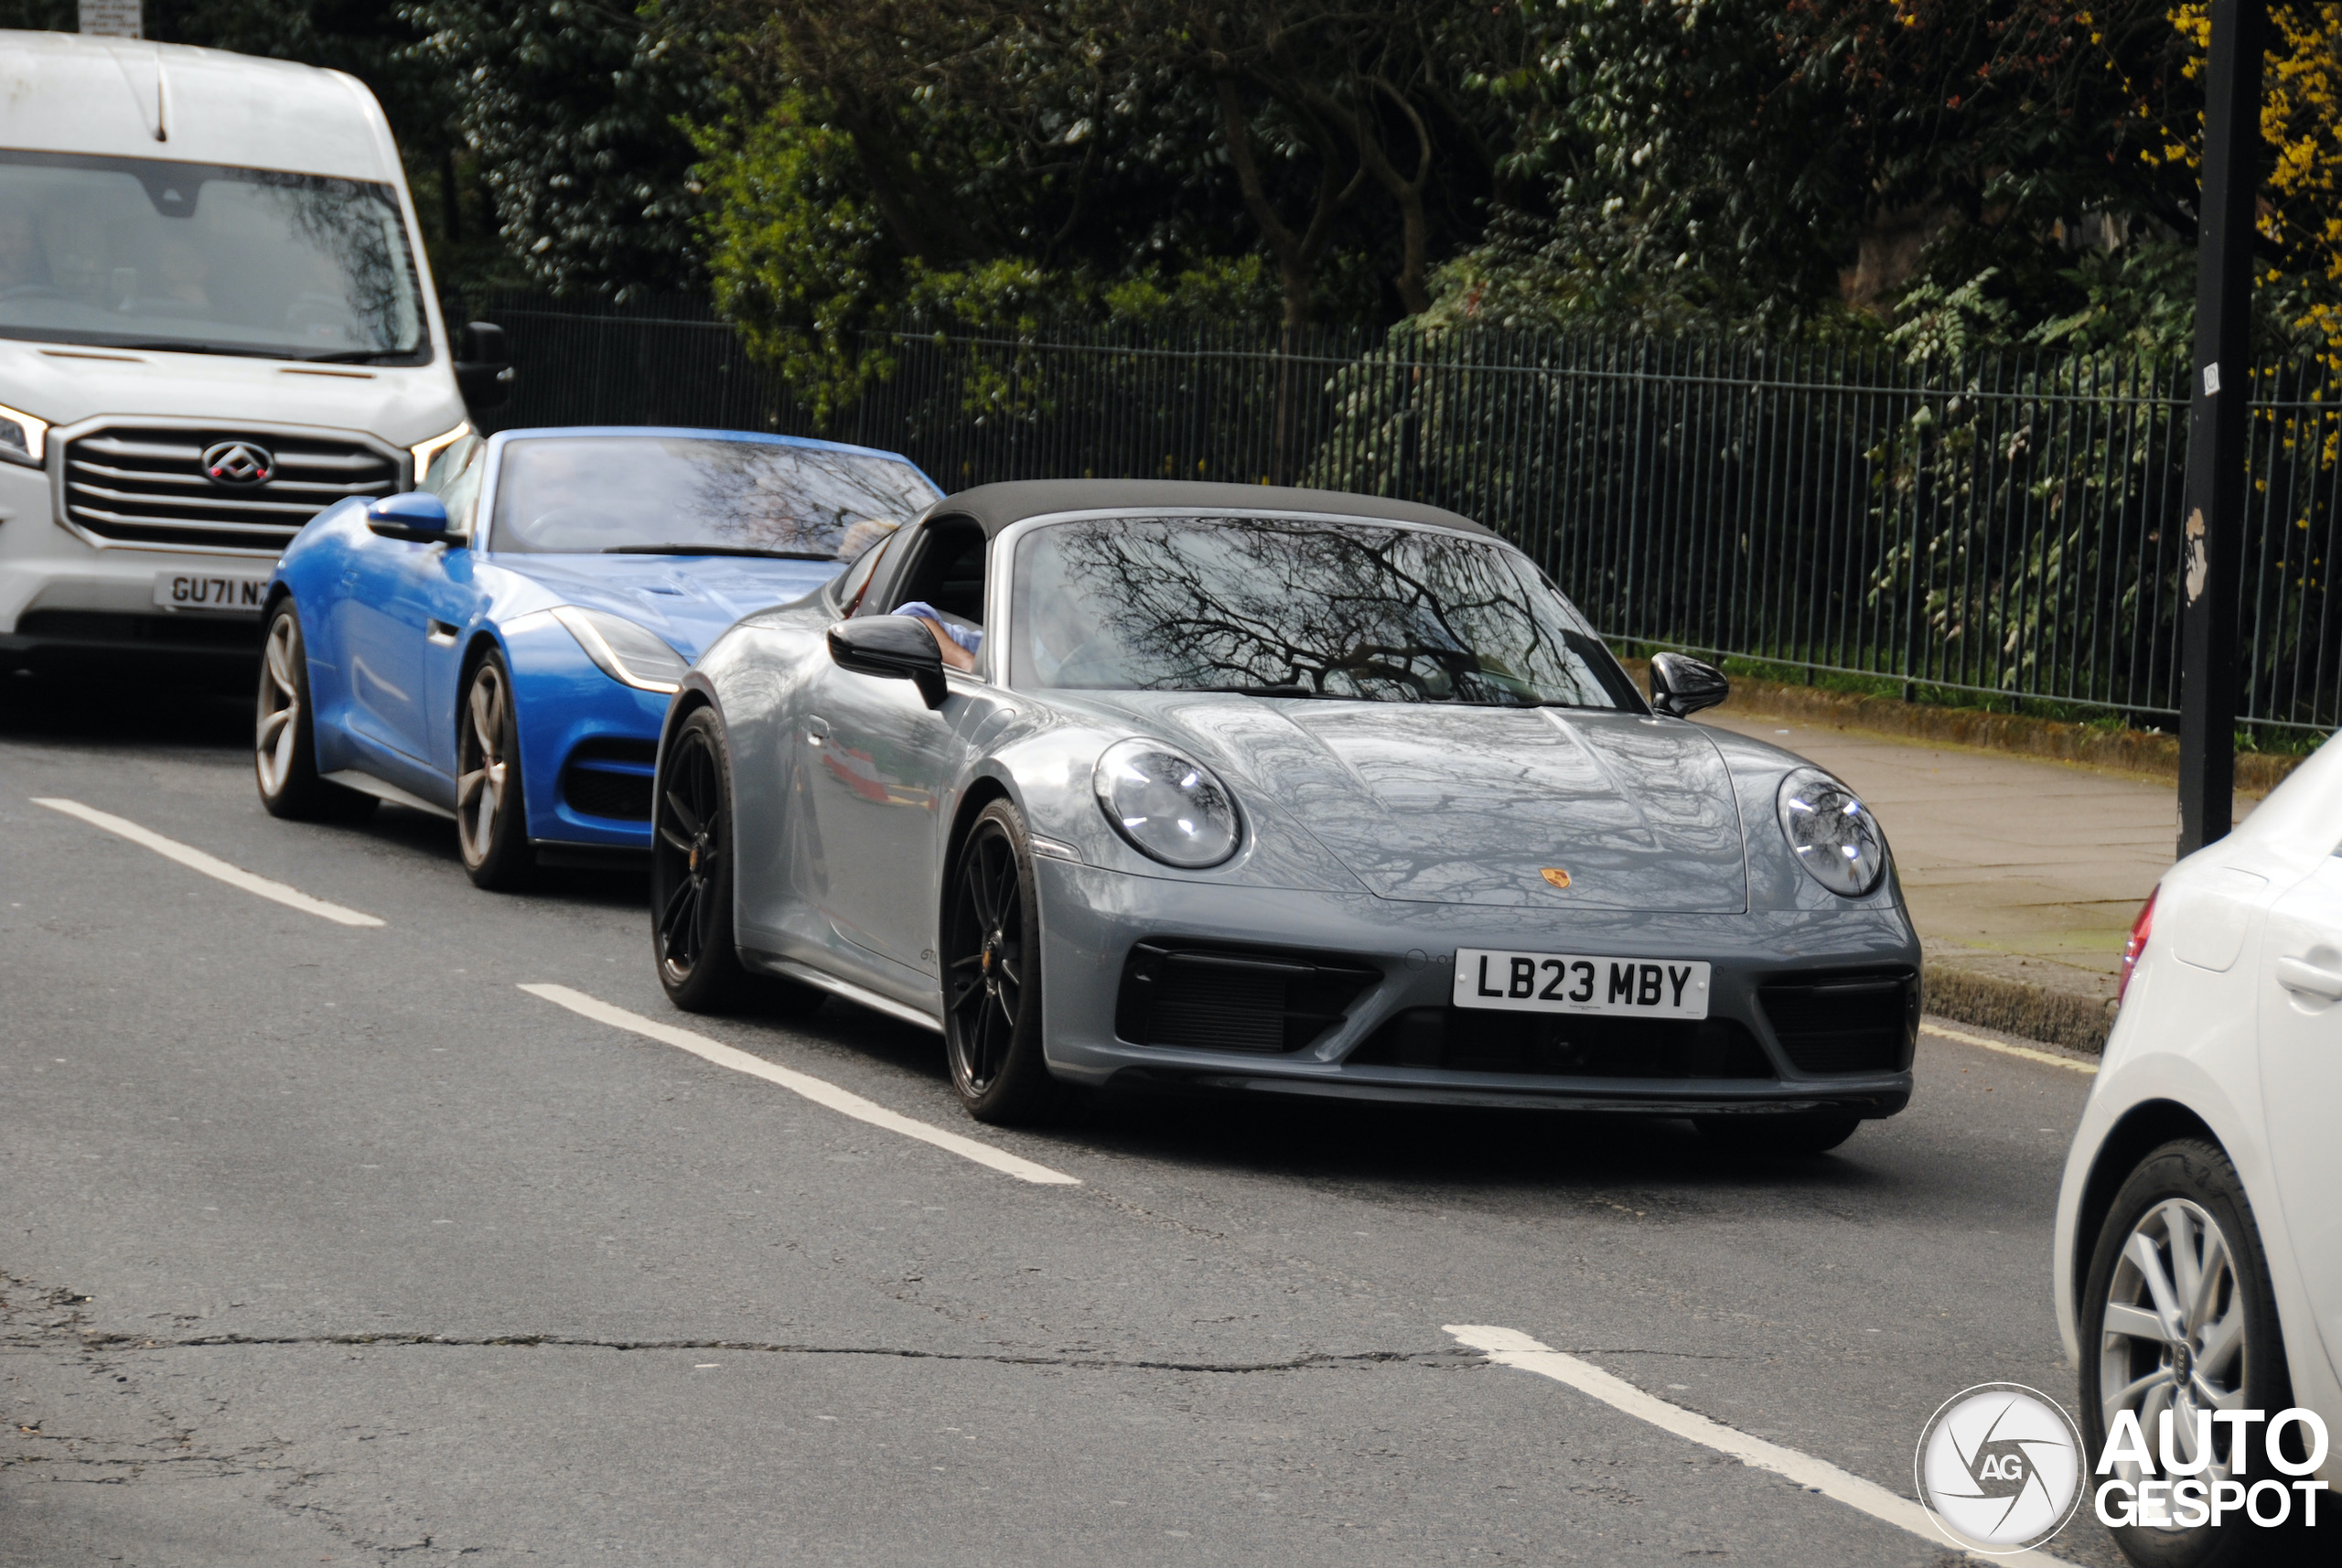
941 800 1058 1123
455 650 533 889
650 707 820 1016
252 602 377 822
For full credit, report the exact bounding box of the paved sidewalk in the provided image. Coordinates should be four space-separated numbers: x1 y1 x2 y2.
1701 710 2196 1033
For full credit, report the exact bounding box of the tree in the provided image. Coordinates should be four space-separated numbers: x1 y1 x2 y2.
407 0 711 299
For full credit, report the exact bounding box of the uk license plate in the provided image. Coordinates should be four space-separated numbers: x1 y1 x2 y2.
153 570 269 614
1453 948 1711 1019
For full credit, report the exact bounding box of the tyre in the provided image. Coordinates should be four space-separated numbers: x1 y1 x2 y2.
455 649 534 889
940 799 1059 1124
253 601 377 822
1695 1111 1862 1156
651 706 822 1016
2079 1140 2297 1568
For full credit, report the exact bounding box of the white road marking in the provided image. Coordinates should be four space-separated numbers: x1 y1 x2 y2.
1921 1020 2098 1074
519 983 1080 1187
1445 1326 2075 1567
32 798 383 928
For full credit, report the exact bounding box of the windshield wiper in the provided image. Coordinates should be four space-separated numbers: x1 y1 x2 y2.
106 339 289 360
602 544 838 561
299 349 420 364
1196 682 1328 698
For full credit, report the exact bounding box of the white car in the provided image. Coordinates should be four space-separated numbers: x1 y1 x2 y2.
2054 730 2341 1564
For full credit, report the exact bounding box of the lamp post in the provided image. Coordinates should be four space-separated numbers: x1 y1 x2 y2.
2177 0 2267 855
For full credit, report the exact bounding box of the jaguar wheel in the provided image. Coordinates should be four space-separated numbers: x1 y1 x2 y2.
253 602 376 822
651 707 822 1016
941 800 1058 1124
2080 1139 2298 1568
456 650 533 889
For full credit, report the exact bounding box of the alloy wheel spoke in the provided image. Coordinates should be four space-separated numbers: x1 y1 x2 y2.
656 821 695 856
2108 1368 2173 1420
457 768 485 809
2197 1305 2246 1375
270 720 297 782
257 705 292 747
2102 1302 2175 1345
659 877 698 958
665 789 704 841
949 975 988 1015
2187 1238 2231 1337
2126 1230 2189 1341
265 629 295 693
2168 1206 2205 1323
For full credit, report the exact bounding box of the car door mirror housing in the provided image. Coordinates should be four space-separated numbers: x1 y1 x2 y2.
455 320 514 413
365 490 465 545
1648 651 1729 718
829 615 948 708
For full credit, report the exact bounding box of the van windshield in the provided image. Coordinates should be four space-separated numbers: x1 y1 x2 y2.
0 149 427 362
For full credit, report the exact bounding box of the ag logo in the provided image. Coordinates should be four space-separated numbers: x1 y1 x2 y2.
1915 1383 2084 1552
201 440 274 486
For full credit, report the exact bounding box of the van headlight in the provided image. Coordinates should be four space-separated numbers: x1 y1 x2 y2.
1777 767 1886 897
550 605 689 693
1093 739 1241 868
0 402 48 467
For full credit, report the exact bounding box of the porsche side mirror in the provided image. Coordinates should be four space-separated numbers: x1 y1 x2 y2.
365 490 465 545
828 616 948 709
1649 651 1729 718
455 320 513 414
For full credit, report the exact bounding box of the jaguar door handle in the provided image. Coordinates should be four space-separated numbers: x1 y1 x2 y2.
2277 956 2342 1000
803 716 831 747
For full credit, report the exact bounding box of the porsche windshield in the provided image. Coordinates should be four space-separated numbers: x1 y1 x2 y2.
0 149 426 360
490 437 940 557
1010 515 1642 709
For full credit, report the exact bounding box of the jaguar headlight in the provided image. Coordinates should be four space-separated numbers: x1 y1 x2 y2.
550 605 689 693
1776 766 1886 897
1093 738 1241 869
0 401 48 467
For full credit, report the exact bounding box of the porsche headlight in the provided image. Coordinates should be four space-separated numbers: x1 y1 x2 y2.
1093 738 1241 868
1776 767 1886 897
550 605 689 693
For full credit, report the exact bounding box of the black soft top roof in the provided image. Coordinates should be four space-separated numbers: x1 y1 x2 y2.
921 479 1497 540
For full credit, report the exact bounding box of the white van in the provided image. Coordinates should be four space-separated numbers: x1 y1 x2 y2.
0 30 505 682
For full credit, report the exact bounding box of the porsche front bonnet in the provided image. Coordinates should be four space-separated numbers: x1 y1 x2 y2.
1155 698 1750 913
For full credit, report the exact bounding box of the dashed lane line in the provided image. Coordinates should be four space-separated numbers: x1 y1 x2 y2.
519 983 1080 1187
31 798 384 929
1445 1326 2074 1566
1921 1019 2098 1074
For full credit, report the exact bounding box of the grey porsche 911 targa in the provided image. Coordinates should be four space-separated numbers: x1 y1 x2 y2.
649 479 1920 1151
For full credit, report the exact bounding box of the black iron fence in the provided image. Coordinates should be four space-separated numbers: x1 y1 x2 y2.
485 293 2342 737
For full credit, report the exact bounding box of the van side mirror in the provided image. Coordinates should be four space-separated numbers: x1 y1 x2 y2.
455 321 512 413
365 490 462 544
1649 651 1729 718
828 616 947 709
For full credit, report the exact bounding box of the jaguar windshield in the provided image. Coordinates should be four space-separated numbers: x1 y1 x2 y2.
0 150 427 361
490 436 941 557
1010 515 1644 709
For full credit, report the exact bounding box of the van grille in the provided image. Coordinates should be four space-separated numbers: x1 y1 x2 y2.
62 425 404 553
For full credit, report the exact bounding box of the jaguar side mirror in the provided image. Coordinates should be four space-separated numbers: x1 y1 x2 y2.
455 320 513 414
1648 651 1729 718
828 616 948 709
365 490 464 545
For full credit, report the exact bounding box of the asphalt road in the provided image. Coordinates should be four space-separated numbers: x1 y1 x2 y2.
1 675 2135 1568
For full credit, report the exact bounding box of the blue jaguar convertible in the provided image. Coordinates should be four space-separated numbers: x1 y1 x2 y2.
253 426 940 886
